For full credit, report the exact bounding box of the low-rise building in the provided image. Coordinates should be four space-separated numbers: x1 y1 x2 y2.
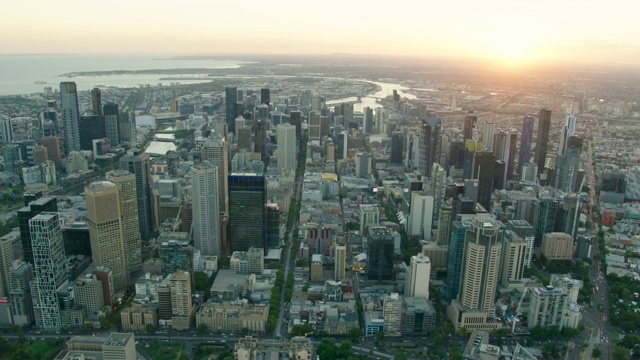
196 302 269 333
234 336 314 360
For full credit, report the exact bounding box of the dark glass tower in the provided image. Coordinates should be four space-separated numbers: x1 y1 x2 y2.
120 151 153 241
228 172 267 252
253 120 268 164
367 227 394 282
18 196 58 264
260 88 270 106
390 132 404 164
79 115 106 151
473 151 496 211
463 114 477 142
225 86 238 134
103 102 119 146
518 116 535 175
535 108 551 174
446 221 469 300
419 117 442 178
91 88 103 116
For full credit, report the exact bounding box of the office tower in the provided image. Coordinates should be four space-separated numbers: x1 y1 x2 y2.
363 107 374 134
501 231 527 287
74 274 105 316
226 86 238 134
290 110 302 137
532 196 559 247
228 172 267 252
59 82 82 155
473 151 495 210
554 136 583 193
0 117 12 143
405 253 431 298
528 286 568 329
202 138 229 214
518 117 535 174
390 132 404 164
91 88 103 116
334 245 346 281
266 204 280 249
103 102 119 146
535 108 552 174
191 163 221 256
18 196 58 264
436 206 452 245
62 222 92 257
40 136 62 171
463 115 477 141
383 293 403 336
117 112 135 144
309 111 321 142
277 124 296 171
255 104 269 121
0 235 14 297
493 131 518 186
557 193 581 238
367 227 394 282
236 125 252 151
407 192 434 240
169 271 193 330
355 152 372 178
541 233 574 260
120 151 153 241
260 88 270 105
310 254 323 281
463 139 483 179
106 170 143 273
253 120 268 164
29 212 67 330
520 162 538 182
359 204 379 234
80 115 107 150
9 260 35 326
431 163 447 218
506 220 534 268
85 181 129 293
446 221 469 300
33 145 48 166
482 122 495 152
419 117 442 178
559 115 577 155
2 145 19 174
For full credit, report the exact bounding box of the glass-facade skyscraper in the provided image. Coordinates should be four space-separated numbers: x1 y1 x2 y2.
228 172 266 252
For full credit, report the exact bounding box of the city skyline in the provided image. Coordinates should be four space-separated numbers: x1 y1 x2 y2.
2 1 640 68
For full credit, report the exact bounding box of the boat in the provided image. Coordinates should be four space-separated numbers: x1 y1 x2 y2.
34 81 47 84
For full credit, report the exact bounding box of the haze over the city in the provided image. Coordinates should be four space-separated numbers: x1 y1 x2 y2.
2 0 640 68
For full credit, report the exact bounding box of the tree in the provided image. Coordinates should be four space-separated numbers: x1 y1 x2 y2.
145 324 156 334
612 346 630 360
395 349 408 360
194 271 210 291
316 338 337 360
592 348 602 358
290 323 314 336
82 323 94 332
197 323 208 334
349 327 363 343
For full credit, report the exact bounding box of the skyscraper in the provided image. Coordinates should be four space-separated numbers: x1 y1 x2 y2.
18 196 58 264
483 122 495 152
106 170 142 273
390 132 404 164
202 138 229 214
79 115 106 151
253 120 268 164
120 151 153 241
405 253 431 298
0 117 13 143
554 136 583 193
228 172 267 252
59 82 82 155
118 112 136 145
334 245 346 281
29 212 67 330
225 86 238 134
103 102 120 146
493 131 517 186
535 108 552 174
0 234 14 297
290 111 302 137
9 260 35 326
473 151 495 210
501 231 528 287
407 192 434 240
506 220 534 268
85 181 129 293
446 220 469 300
463 114 477 142
191 163 221 256
431 163 447 219
559 115 577 156
367 227 394 282
518 116 535 175
309 111 322 142
419 117 442 178
91 88 103 116
40 136 62 171
277 124 296 171
260 88 270 105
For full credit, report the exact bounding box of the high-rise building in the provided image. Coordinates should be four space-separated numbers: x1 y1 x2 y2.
309 111 321 142
60 82 82 155
74 274 105 316
79 115 106 151
120 151 153 241
407 192 434 240
493 131 517 186
383 293 403 336
363 107 374 134
554 136 583 193
359 204 379 234
228 172 267 252
117 112 136 145
518 117 535 174
355 152 372 178
334 245 346 281
266 204 280 249
226 86 238 134
419 117 442 178
535 108 552 174
169 271 193 331
532 196 559 246
85 181 129 293
0 233 15 297
9 260 35 326
91 88 103 116
253 120 268 164
40 136 62 171
501 231 528 287
448 218 504 331
506 220 534 268
463 115 477 141
260 88 270 105
528 286 568 329
290 111 302 137
103 102 119 146
2 145 19 174
431 163 447 219
33 145 48 166
29 212 67 330
405 253 431 298
559 115 577 156
541 232 574 260
473 151 495 210
202 138 229 214
0 117 13 143
106 170 142 273
367 227 394 282
18 196 58 264
446 221 469 300
520 162 538 182
482 122 495 152
191 163 221 256
277 124 296 171
390 132 404 164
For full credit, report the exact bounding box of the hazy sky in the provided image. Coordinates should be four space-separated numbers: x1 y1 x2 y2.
3 0 639 66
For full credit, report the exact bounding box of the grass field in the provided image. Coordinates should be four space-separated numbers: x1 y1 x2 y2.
0 340 65 360
143 341 188 360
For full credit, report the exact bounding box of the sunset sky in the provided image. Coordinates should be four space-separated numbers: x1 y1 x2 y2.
2 0 639 67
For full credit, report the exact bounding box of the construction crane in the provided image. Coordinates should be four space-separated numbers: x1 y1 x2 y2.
512 281 531 333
